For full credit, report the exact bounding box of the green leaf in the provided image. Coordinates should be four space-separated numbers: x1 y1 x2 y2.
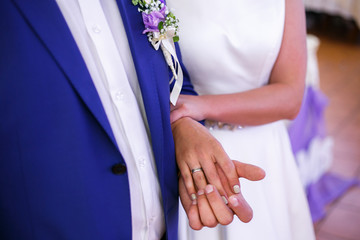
168 12 175 19
158 21 164 31
173 36 179 42
132 0 138 5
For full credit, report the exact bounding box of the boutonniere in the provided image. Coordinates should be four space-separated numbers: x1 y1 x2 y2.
132 0 182 105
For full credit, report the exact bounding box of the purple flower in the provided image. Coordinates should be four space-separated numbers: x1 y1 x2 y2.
142 6 166 34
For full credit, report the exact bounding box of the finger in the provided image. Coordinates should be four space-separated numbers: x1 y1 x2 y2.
233 160 266 181
179 176 203 230
191 167 208 192
201 162 228 198
211 144 241 195
170 108 184 124
216 164 254 223
178 161 198 202
228 194 253 223
197 188 218 228
204 185 234 225
215 163 236 198
170 103 177 112
188 204 203 230
169 96 186 123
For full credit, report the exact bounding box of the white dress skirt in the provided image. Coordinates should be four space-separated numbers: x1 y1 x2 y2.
166 0 316 239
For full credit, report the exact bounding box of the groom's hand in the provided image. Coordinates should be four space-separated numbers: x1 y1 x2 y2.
171 117 241 202
179 175 237 229
172 116 265 227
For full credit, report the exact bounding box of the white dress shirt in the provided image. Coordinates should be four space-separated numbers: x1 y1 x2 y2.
56 0 165 239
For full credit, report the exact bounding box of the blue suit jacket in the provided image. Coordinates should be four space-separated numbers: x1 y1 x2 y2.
0 0 195 239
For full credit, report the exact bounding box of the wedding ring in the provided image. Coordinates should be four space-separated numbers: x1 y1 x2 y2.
222 196 229 205
191 167 203 174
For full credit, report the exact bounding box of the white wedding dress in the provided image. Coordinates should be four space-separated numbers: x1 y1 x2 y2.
167 0 316 239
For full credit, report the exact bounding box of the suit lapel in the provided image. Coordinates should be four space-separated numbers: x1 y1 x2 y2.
12 0 117 147
13 0 170 176
116 0 169 180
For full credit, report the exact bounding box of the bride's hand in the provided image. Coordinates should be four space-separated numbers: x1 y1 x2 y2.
215 160 265 222
170 94 207 123
179 159 266 228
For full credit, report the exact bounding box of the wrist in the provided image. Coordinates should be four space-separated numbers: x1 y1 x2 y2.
197 95 211 120
199 95 219 120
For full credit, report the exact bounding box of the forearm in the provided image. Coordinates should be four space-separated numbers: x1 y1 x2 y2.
195 0 307 126
199 81 304 126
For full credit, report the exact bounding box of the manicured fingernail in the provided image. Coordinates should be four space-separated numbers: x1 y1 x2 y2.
192 199 197 205
205 185 214 194
191 193 197 200
229 196 239 207
197 189 204 196
222 196 228 205
233 185 240 194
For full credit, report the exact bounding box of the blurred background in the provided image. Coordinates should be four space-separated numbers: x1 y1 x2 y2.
290 1 360 239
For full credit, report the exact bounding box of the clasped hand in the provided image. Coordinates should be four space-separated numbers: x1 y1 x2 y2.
171 117 265 230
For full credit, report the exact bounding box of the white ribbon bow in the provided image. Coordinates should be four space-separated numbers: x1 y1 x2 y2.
151 28 183 105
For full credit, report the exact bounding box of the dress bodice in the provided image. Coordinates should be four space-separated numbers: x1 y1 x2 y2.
167 0 285 95
168 2 316 240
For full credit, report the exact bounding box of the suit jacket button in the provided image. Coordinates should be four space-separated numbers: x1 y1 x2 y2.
111 163 127 175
